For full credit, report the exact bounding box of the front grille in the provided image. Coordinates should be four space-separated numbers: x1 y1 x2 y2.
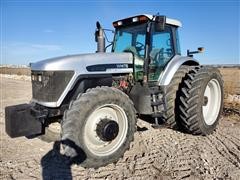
31 71 74 102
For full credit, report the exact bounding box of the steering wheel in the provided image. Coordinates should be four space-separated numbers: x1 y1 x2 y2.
135 42 145 51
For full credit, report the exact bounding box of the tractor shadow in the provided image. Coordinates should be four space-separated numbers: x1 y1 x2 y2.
41 140 86 180
138 114 184 132
139 114 165 126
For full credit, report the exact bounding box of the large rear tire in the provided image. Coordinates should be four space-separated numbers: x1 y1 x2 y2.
61 86 136 168
177 66 224 135
165 65 193 129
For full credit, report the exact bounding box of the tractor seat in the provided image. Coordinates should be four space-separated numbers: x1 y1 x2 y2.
150 48 164 66
123 46 139 56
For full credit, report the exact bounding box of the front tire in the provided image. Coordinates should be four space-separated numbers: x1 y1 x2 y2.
177 66 224 135
61 86 136 168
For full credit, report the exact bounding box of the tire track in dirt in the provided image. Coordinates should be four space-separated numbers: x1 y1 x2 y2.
218 132 240 150
206 135 238 167
220 128 240 143
201 129 240 179
215 132 240 165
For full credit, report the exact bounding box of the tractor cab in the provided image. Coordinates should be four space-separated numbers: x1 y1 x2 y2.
112 14 182 81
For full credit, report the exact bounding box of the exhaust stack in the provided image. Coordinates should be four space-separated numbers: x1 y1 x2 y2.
95 21 105 53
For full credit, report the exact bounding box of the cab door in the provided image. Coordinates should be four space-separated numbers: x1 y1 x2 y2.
148 26 175 81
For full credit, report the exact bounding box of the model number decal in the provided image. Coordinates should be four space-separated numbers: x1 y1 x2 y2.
86 64 133 72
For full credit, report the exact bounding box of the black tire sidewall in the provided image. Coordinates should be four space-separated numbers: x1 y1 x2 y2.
198 69 224 134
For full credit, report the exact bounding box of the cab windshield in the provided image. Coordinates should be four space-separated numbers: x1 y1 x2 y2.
112 22 176 82
112 23 147 58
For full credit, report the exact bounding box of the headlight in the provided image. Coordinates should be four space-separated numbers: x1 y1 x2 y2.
31 73 43 82
38 75 42 82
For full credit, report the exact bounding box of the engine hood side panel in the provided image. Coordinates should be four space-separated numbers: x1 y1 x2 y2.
30 53 134 107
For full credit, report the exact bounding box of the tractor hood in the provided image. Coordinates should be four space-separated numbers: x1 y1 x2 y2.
30 52 134 107
31 52 133 74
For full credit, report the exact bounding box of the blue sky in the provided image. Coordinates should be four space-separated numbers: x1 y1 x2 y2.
1 0 239 65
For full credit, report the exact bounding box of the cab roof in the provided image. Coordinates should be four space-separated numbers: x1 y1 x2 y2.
113 14 182 28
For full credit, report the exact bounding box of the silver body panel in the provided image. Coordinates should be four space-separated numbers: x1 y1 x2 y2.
158 55 199 86
31 52 133 107
30 53 198 108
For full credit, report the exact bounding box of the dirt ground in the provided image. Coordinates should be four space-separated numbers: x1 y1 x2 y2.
0 77 240 180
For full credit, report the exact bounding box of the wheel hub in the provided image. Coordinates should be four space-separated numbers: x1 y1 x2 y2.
96 119 119 142
203 96 208 106
84 104 128 156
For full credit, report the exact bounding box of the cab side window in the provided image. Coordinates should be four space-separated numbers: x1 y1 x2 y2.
149 26 174 81
150 26 173 67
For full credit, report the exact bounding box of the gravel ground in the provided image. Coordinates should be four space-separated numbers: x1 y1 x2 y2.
0 77 240 180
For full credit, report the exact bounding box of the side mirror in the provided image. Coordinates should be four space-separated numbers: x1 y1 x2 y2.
154 16 166 32
187 47 205 57
198 47 204 53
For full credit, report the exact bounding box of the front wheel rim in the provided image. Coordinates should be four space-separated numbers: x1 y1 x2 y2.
202 79 222 125
83 104 128 156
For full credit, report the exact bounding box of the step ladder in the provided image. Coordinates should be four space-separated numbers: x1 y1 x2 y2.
150 86 167 128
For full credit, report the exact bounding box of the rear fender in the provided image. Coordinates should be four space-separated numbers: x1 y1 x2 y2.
158 55 199 86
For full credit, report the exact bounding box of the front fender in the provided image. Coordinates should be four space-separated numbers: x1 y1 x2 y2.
158 55 199 86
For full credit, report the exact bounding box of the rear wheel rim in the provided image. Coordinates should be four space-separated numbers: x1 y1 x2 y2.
84 104 128 156
202 79 222 125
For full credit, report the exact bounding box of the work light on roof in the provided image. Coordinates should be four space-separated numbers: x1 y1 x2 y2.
132 17 139 22
117 21 122 26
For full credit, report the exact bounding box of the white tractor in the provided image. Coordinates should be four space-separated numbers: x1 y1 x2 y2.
5 14 223 168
